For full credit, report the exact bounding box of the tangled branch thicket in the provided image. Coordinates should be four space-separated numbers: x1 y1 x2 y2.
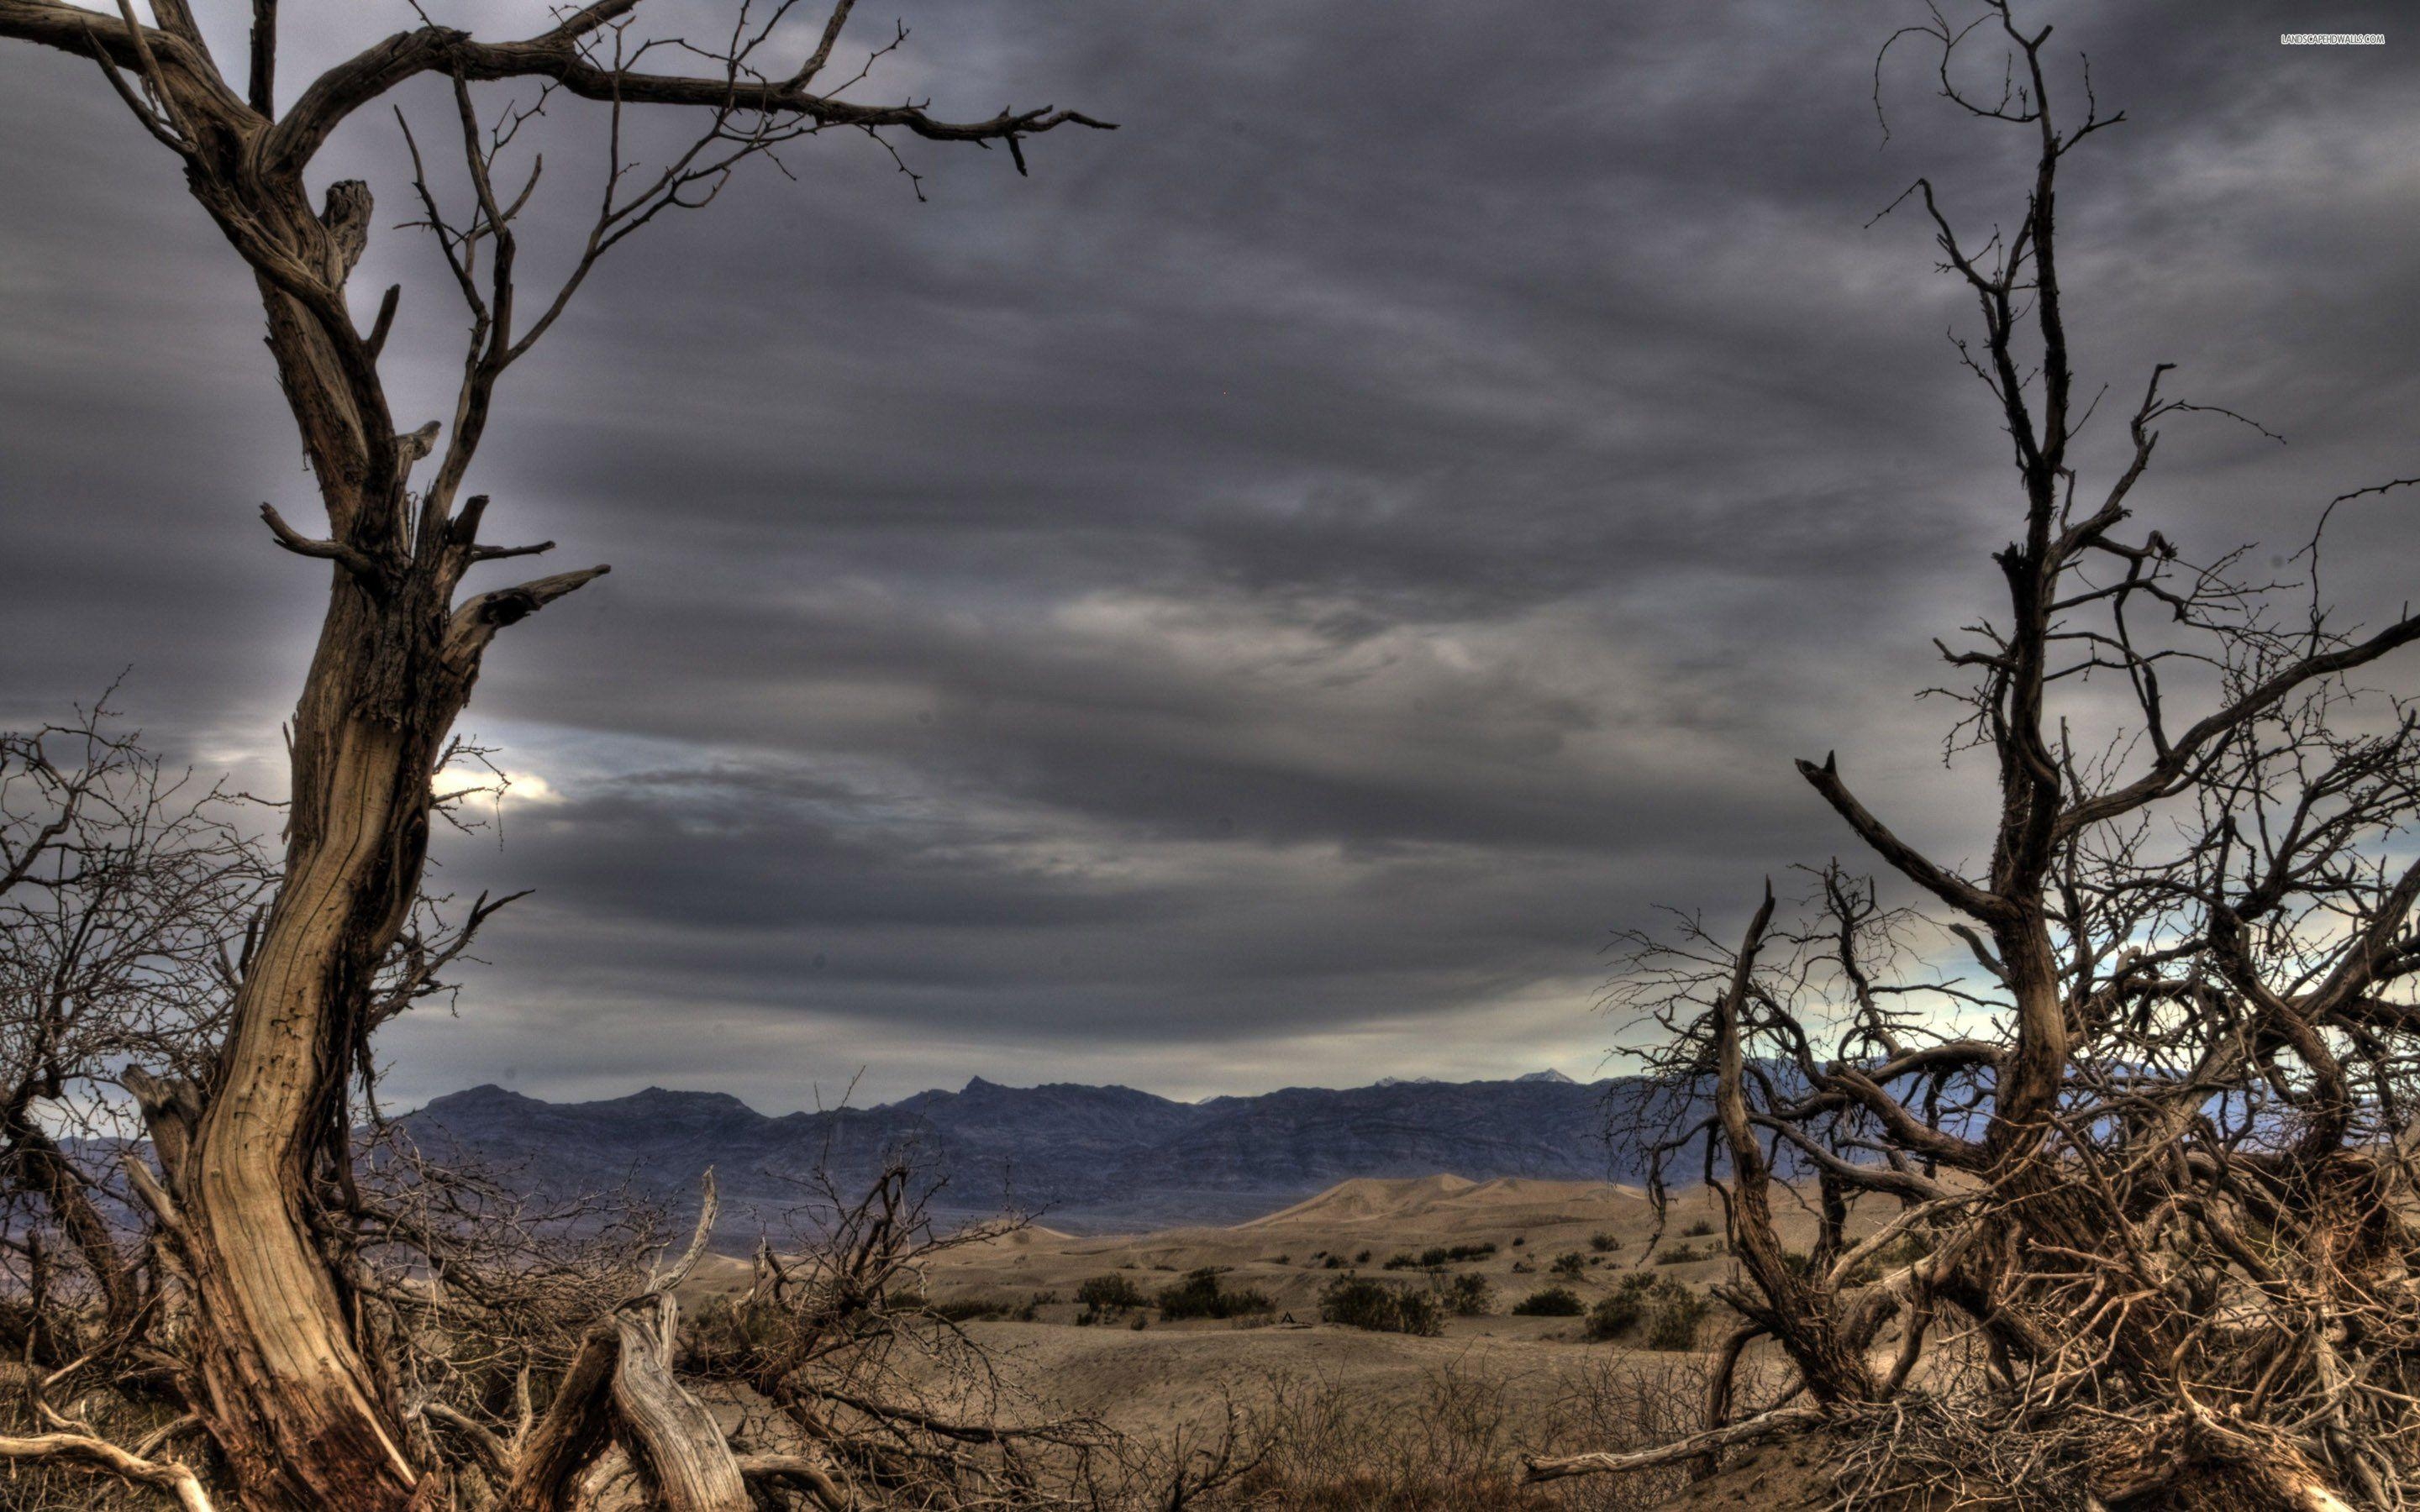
1540 6 2420 1510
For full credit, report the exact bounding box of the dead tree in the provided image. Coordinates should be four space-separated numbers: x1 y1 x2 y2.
0 4 1108 1507
1537 4 2420 1509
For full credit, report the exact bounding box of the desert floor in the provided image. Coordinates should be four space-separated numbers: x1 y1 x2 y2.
683 1173 1849 1448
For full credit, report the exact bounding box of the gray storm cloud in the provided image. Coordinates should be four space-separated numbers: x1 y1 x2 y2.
3 0 2414 1109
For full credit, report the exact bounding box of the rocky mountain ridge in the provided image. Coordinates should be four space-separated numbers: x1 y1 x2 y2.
406 1071 1649 1235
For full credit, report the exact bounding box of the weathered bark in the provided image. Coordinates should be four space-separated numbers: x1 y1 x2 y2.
1 1105 137 1326
1522 1407 1827 1483
502 1296 750 1512
1707 888 1873 1406
0 1431 218 1511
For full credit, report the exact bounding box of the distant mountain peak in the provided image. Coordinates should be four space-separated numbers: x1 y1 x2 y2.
423 1083 536 1111
1516 1069 1577 1084
407 1068 1649 1234
622 1085 753 1110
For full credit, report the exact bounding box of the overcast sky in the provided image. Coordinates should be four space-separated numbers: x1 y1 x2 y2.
3 0 2415 1110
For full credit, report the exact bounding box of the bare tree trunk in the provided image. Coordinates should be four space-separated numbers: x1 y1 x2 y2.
0 8 1106 1504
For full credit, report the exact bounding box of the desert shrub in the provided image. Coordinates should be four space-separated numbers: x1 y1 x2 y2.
1586 1276 1707 1346
1381 1252 1420 1271
1640 1288 1712 1351
1653 1243 1702 1266
1589 1231 1619 1253
1323 1253 1345 1269
1681 1218 1716 1238
1268 1254 1291 1265
1076 1273 1146 1312
1157 1267 1273 1320
1586 1290 1643 1340
1436 1271 1496 1317
1129 1312 1149 1331
1355 1249 1373 1263
1549 1252 1587 1280
1510 1286 1584 1317
1509 1235 1524 1247
930 1296 1006 1323
1320 1275 1445 1336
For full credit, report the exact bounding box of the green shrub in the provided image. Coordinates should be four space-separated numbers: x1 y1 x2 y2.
1588 1231 1619 1253
1156 1268 1273 1320
1318 1275 1444 1336
1076 1273 1146 1312
1510 1286 1585 1317
1549 1252 1587 1280
1681 1219 1716 1238
1654 1243 1703 1266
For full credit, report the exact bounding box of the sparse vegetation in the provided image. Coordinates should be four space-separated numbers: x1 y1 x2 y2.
1549 1251 1587 1280
1155 1267 1274 1321
1078 1273 1150 1317
1387 1242 1498 1271
1586 1275 1708 1351
1639 1289 1711 1352
1319 1275 1445 1336
1435 1272 1497 1317
1510 1286 1585 1317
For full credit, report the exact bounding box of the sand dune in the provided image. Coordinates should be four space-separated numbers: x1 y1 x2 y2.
1235 1173 1481 1226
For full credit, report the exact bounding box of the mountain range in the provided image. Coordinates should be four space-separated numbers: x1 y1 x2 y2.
405 1071 1655 1235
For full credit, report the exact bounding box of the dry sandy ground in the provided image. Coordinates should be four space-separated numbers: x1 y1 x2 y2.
684 1173 1859 1446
